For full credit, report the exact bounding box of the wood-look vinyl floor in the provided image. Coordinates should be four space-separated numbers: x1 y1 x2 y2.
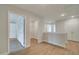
10 39 79 55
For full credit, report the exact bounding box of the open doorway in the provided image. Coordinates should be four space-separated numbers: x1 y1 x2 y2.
8 12 26 53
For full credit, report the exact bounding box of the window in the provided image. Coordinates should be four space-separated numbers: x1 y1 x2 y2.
9 13 17 38
9 23 16 38
44 24 56 32
47 24 52 32
53 24 56 32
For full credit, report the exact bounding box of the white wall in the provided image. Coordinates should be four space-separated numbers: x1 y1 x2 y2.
29 17 44 43
0 5 8 54
56 20 65 33
56 18 79 41
64 18 79 32
30 17 39 39
37 19 44 43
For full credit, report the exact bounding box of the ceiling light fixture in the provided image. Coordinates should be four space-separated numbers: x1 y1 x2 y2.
61 14 65 16
71 16 75 18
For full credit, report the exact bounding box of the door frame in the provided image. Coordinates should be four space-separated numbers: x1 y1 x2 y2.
8 11 26 54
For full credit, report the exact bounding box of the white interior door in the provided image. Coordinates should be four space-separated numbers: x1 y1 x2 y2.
17 15 25 47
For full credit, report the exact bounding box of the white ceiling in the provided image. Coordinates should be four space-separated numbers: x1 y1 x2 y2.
14 4 79 21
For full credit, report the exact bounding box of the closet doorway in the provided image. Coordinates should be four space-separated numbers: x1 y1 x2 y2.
8 12 26 53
